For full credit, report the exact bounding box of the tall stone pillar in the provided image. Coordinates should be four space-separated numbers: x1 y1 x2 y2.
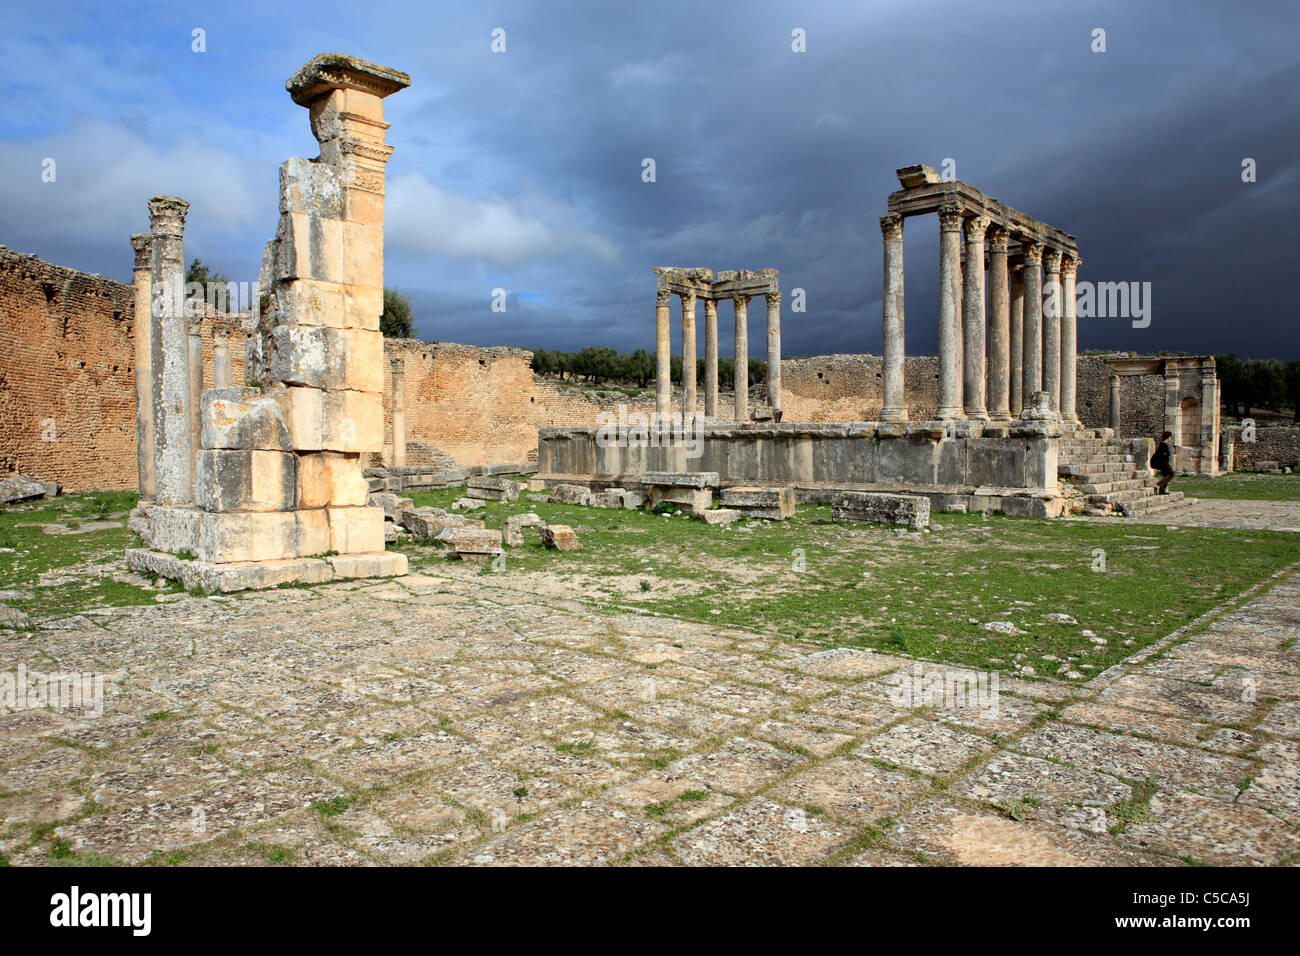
765 291 781 415
962 215 989 420
187 315 203 482
880 213 906 422
655 289 671 417
681 291 697 421
1020 241 1043 405
390 356 406 467
1043 248 1062 413
1109 374 1121 431
704 298 718 417
986 226 1010 421
1060 255 1080 424
130 233 156 501
213 326 232 388
148 195 193 507
1009 260 1024 416
936 204 965 419
733 296 749 421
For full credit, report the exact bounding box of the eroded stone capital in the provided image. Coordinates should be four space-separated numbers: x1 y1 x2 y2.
657 289 672 307
287 54 411 108
147 196 190 237
938 204 964 232
1023 241 1043 265
964 215 990 243
986 225 1008 253
880 213 904 242
130 233 153 270
766 292 781 308
1043 248 1063 274
1061 255 1081 277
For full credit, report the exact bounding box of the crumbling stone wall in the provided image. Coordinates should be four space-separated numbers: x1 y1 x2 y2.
1223 425 1300 470
380 338 657 466
1074 355 1166 439
0 247 245 490
781 355 941 422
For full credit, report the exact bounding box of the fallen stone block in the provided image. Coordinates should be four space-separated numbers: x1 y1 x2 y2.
621 491 645 511
503 512 545 547
466 474 521 502
0 474 50 504
590 489 627 509
398 507 483 541
698 508 743 525
646 485 713 516
368 491 414 520
721 485 796 520
452 497 486 511
384 519 398 543
641 471 719 489
831 491 930 530
550 483 592 505
434 527 503 561
541 524 581 551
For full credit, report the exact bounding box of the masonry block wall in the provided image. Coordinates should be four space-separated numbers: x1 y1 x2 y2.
0 248 246 489
1223 425 1300 470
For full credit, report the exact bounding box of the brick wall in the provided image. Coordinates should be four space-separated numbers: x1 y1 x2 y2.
1 247 246 490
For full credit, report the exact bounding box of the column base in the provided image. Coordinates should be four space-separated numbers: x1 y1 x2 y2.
936 406 964 420
881 406 907 423
964 407 989 421
988 410 1012 422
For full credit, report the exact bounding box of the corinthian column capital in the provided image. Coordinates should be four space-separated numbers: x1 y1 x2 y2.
880 213 903 241
986 224 1008 253
938 203 963 232
964 215 990 243
1043 248 1062 273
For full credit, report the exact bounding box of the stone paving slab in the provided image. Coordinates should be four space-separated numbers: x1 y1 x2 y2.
1 562 1297 866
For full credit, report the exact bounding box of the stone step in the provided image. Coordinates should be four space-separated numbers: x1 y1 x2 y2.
1086 487 1157 506
1118 492 1190 516
1077 477 1150 495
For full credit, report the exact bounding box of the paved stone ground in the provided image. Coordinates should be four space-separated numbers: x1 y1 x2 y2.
2 553 1298 866
1124 498 1300 531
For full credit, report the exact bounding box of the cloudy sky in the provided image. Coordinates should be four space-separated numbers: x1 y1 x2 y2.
2 0 1296 360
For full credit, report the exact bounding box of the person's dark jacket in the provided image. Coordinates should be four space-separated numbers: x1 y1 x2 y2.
1150 440 1172 471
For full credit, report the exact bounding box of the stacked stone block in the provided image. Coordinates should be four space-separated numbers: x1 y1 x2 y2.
127 54 411 591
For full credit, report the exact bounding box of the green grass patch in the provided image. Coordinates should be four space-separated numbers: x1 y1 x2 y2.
399 487 1300 676
1176 472 1300 500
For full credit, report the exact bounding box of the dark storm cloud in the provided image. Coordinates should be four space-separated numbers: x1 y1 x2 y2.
2 0 1296 359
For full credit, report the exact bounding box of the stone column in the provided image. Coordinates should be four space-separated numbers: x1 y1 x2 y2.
1042 248 1062 413
880 213 906 422
962 215 989 420
765 291 781 415
985 226 1010 421
704 298 718 417
681 291 697 421
733 295 749 421
1009 260 1024 416
936 204 965 419
390 356 406 467
1021 241 1043 404
1060 255 1080 424
130 233 155 501
148 195 193 507
1109 373 1121 431
212 326 232 388
187 313 203 481
655 289 671 417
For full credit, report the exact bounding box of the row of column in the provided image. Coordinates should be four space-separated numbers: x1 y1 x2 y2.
655 290 781 421
130 204 236 504
880 206 1080 423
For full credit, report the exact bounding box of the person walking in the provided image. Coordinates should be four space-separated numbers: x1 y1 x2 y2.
1151 430 1176 494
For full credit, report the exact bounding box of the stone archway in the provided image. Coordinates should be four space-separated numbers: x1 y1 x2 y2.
1178 396 1201 472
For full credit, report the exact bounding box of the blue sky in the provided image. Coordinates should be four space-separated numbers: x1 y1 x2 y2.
2 0 1297 359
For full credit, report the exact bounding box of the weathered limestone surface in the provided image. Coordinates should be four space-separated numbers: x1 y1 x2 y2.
831 491 931 530
549 483 592 505
541 524 581 551
721 485 796 520
466 474 521 502
126 53 410 592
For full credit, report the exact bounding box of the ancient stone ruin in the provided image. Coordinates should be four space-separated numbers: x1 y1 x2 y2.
126 55 411 591
653 267 781 420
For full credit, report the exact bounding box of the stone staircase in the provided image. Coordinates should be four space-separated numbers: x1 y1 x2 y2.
1058 426 1193 517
